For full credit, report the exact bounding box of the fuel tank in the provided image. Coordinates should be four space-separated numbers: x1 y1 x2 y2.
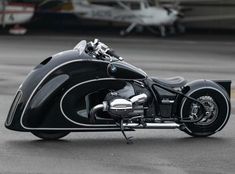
5 48 147 131
107 61 147 79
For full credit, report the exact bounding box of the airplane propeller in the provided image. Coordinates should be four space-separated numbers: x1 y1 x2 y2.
163 6 184 20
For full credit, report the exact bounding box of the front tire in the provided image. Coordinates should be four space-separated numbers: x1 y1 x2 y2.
32 131 70 140
180 87 230 137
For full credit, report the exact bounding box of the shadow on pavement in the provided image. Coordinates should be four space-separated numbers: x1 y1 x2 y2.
5 136 230 150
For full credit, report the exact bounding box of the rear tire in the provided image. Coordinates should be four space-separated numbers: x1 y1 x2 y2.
31 131 70 140
180 87 230 137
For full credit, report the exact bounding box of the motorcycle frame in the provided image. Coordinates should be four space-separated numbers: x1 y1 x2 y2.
144 79 206 123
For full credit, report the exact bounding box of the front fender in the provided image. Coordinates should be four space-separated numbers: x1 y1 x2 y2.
5 50 121 131
5 49 93 131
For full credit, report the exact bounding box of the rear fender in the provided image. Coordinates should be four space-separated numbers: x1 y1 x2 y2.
180 79 231 133
182 79 231 100
213 80 231 98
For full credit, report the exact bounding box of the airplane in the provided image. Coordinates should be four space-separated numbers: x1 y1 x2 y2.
38 0 235 36
69 0 183 37
159 0 235 28
0 0 35 35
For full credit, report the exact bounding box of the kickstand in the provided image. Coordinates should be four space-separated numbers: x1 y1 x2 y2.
120 119 133 144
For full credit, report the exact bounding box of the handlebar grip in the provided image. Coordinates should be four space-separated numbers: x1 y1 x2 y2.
107 50 123 60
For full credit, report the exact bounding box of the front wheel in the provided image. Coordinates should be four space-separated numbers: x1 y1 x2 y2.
180 87 230 137
31 131 70 140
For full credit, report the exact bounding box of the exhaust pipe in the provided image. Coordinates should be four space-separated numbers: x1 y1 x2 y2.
90 96 181 130
123 123 180 129
89 103 105 123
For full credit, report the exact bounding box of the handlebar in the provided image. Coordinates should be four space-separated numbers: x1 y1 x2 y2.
86 39 123 62
106 50 123 61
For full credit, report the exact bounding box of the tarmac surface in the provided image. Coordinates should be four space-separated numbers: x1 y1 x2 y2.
0 34 235 174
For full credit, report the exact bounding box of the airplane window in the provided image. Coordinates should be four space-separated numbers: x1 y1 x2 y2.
130 2 140 10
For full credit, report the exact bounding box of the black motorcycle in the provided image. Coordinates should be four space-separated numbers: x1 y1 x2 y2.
5 39 231 143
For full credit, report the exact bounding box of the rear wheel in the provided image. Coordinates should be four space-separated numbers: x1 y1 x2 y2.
180 87 230 137
31 131 70 140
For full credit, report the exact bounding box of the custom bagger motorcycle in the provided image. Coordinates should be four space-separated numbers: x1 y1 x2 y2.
6 39 231 143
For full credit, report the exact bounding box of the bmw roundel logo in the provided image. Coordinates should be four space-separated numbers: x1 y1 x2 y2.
110 65 117 73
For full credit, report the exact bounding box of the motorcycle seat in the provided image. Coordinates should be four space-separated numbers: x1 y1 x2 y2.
151 76 187 88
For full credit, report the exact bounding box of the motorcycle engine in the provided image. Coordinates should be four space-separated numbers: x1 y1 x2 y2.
104 83 147 120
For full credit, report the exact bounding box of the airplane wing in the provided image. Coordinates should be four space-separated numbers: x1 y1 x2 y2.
113 0 143 23
160 0 222 11
159 0 235 23
115 0 131 10
38 0 74 14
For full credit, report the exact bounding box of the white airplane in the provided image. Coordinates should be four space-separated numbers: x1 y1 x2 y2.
160 0 235 25
71 0 182 37
0 0 35 34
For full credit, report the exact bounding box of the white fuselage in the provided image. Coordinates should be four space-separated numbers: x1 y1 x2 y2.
0 2 34 26
73 1 178 26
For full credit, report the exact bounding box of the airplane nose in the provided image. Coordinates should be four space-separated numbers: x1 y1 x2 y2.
169 9 184 19
171 9 179 16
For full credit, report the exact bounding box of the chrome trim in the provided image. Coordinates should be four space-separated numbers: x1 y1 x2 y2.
22 127 120 131
180 86 229 133
123 123 180 129
90 104 105 123
161 99 175 104
110 99 132 110
130 93 147 104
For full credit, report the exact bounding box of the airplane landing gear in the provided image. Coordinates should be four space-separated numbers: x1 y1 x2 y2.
120 23 137 36
9 24 27 35
159 26 166 37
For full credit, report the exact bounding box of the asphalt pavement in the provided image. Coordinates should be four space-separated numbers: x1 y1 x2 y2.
0 34 235 174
